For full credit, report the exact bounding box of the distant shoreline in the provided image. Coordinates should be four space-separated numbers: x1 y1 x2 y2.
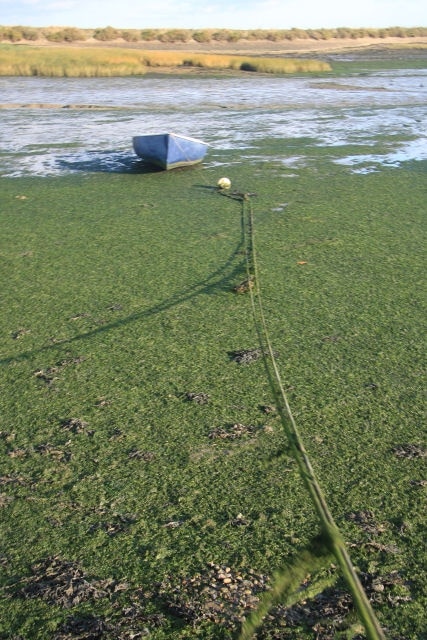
2 35 425 79
8 35 427 56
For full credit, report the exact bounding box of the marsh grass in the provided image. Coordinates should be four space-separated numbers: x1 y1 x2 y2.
0 45 331 76
1 25 426 44
0 45 148 76
237 57 331 73
0 151 425 638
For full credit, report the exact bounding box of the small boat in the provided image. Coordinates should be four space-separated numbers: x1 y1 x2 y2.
132 133 208 170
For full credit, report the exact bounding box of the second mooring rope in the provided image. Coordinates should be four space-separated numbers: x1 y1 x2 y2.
231 191 385 640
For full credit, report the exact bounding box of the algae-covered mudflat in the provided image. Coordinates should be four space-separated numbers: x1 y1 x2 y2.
0 55 426 639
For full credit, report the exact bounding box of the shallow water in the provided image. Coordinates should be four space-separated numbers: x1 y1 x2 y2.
0 70 426 177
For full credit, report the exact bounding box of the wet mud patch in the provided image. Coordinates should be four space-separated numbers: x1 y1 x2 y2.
0 103 129 110
208 423 259 440
0 472 28 487
60 417 87 433
309 81 388 92
347 511 401 554
158 563 269 629
127 448 155 461
7 442 72 462
54 613 112 638
257 571 409 638
10 327 31 339
233 275 255 293
185 391 210 404
17 557 126 608
54 606 166 640
33 356 85 386
0 430 16 444
13 559 167 638
228 348 279 364
34 443 72 462
274 572 410 635
0 493 14 507
410 479 427 487
7 447 29 459
260 586 354 638
347 510 387 536
61 417 94 436
88 513 137 537
392 443 426 459
259 404 278 416
157 562 410 637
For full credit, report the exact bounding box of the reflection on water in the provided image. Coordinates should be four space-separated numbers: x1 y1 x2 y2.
0 70 426 177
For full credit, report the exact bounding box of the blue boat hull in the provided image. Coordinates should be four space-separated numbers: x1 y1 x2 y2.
132 133 208 170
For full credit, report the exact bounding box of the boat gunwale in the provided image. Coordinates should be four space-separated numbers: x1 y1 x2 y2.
133 132 209 147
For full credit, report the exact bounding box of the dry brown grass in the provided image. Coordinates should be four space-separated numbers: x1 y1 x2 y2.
0 46 331 76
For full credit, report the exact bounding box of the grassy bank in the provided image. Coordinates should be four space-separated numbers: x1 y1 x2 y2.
1 25 426 44
0 45 331 76
0 153 425 637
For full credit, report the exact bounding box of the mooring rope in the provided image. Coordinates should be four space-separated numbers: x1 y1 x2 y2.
233 192 385 640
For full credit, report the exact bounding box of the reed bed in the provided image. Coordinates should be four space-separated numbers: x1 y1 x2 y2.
0 46 147 77
236 57 331 73
0 45 331 76
144 52 235 68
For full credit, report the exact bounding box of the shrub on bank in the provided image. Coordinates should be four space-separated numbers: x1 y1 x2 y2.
158 29 192 43
0 25 426 44
45 28 87 43
93 26 121 41
121 30 141 42
0 25 39 42
192 30 214 43
140 29 158 41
